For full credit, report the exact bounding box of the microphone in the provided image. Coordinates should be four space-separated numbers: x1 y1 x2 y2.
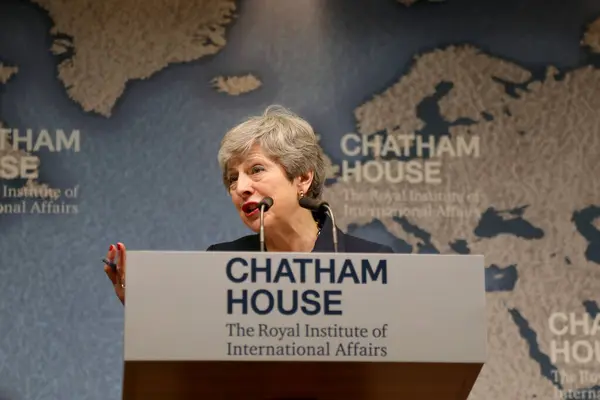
258 197 274 252
298 197 338 253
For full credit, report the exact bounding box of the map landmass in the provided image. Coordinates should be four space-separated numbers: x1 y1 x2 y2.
0 64 17 84
324 19 600 398
582 16 600 53
211 74 262 96
32 0 237 117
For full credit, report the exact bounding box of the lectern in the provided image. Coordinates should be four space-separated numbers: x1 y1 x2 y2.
122 251 487 399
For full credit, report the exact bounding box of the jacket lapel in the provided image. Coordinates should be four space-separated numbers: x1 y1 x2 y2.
311 212 345 253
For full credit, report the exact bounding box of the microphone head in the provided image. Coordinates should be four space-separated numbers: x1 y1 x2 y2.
258 197 274 211
298 197 328 211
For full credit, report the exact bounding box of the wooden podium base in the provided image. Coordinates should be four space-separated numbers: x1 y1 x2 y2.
122 361 482 400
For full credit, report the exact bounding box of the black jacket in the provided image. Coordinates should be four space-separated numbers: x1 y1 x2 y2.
206 212 394 253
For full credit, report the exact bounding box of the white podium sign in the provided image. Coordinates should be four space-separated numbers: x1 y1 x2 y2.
123 251 487 364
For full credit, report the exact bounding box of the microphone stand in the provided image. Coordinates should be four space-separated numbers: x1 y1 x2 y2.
258 197 273 252
260 203 267 252
322 204 338 253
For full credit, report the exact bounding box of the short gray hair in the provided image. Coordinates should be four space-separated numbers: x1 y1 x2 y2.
218 105 326 199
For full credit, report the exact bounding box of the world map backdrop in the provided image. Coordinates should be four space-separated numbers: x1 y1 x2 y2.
1 0 599 399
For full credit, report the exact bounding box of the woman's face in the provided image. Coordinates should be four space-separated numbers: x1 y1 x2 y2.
227 146 310 232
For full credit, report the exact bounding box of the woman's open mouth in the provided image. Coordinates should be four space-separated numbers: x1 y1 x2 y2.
242 201 260 217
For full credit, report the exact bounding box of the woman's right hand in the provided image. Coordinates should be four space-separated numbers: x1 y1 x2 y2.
103 242 126 305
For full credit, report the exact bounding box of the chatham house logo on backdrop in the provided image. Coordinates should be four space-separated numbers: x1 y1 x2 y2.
0 127 81 215
334 131 482 220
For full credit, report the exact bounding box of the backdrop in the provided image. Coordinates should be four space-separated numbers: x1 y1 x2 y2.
1 0 599 399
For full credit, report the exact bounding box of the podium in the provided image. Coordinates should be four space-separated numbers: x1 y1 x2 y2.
121 251 487 399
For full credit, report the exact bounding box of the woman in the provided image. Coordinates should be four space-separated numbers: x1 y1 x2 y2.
104 105 393 303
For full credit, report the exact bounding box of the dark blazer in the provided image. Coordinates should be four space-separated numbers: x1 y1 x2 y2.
206 212 394 253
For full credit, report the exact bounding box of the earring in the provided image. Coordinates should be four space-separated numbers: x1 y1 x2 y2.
298 190 304 199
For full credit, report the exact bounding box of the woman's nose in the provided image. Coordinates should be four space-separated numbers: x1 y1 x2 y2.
235 174 254 197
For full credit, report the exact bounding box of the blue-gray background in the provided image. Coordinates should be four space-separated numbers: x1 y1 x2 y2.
1 0 599 399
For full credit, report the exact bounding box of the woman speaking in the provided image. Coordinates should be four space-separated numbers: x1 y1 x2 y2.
103 105 393 304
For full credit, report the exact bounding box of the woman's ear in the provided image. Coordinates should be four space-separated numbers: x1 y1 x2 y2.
296 171 314 194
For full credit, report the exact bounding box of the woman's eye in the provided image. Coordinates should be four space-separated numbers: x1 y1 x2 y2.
250 165 264 174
